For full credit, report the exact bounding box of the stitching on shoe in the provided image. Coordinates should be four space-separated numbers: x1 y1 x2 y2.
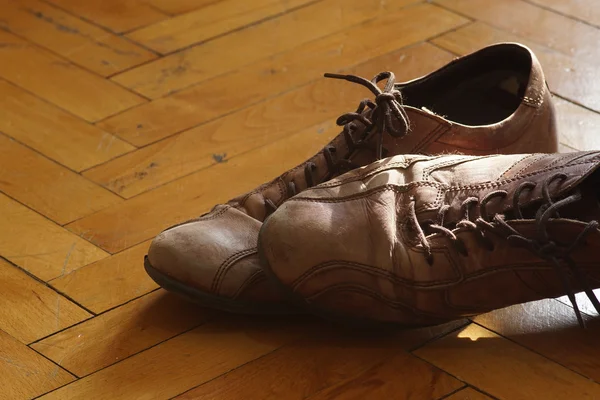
421 155 498 181
543 153 578 170
436 95 540 152
288 159 600 213
315 155 448 188
300 262 560 314
511 154 555 177
233 269 266 299
196 205 230 221
419 185 447 210
522 94 543 108
446 158 600 191
317 160 411 188
291 256 460 290
564 151 600 166
499 154 540 179
306 283 417 312
429 186 446 209
305 284 451 319
412 123 451 153
211 247 258 293
275 178 287 207
289 183 446 205
164 205 230 231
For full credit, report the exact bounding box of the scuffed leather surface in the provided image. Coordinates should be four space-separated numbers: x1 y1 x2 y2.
260 151 600 325
148 43 559 306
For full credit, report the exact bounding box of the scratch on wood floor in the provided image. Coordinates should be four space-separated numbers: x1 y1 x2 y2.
60 243 76 278
97 132 117 152
24 8 79 34
0 356 29 373
24 8 141 58
55 293 61 331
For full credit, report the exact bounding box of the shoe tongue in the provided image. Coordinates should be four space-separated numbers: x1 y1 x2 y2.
511 168 600 223
557 179 600 223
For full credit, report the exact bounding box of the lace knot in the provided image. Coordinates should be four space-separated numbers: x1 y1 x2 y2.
375 91 398 104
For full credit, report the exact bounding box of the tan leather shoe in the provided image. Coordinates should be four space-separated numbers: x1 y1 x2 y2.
259 151 600 326
146 43 558 314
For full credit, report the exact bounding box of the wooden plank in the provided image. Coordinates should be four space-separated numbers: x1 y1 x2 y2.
99 5 465 146
0 0 157 76
47 0 167 33
554 98 600 151
173 323 466 400
37 317 312 400
444 387 492 400
475 298 600 383
435 0 600 64
0 29 145 122
0 193 109 282
415 323 600 399
111 0 421 98
526 0 600 28
145 0 223 15
69 43 457 252
87 43 457 198
307 352 462 400
0 258 90 344
0 80 134 172
431 22 600 113
86 75 365 198
49 240 156 313
172 337 399 400
32 290 214 377
0 134 123 225
128 0 316 54
68 119 339 252
0 329 74 400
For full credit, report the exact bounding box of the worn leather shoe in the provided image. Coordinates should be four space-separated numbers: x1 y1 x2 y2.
146 43 558 314
259 151 600 326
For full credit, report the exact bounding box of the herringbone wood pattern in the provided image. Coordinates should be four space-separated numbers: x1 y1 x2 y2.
2 1 600 399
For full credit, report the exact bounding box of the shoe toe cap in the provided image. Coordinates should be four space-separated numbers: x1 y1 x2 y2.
259 193 398 298
147 206 262 294
259 200 340 287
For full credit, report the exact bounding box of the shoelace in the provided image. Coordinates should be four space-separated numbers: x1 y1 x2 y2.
264 71 410 215
409 172 600 327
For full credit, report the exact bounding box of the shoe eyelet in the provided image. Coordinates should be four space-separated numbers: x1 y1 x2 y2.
480 233 495 252
426 254 434 266
454 238 469 257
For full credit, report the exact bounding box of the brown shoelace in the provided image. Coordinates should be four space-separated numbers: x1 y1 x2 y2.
409 173 600 327
264 71 410 215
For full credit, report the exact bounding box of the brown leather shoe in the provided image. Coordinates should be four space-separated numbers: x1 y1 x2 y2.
259 151 600 327
146 43 558 314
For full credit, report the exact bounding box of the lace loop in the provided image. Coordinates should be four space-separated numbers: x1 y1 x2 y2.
480 190 508 221
409 174 600 328
513 182 536 218
263 71 410 215
325 71 410 159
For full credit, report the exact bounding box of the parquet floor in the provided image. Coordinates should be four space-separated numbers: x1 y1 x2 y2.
2 0 600 399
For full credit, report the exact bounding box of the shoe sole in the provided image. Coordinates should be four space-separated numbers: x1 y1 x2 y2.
144 256 296 315
256 223 442 329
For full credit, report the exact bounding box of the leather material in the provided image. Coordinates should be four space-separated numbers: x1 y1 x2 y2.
259 151 600 325
146 43 559 311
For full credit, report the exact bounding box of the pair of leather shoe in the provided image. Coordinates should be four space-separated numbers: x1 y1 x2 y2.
146 43 600 327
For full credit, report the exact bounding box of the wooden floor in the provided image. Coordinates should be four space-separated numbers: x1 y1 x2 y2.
3 0 600 399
